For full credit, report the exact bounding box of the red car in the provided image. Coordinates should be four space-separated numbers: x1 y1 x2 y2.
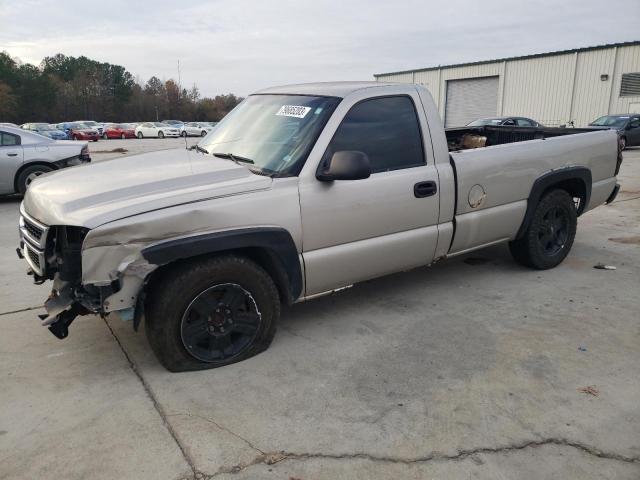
62 122 99 142
102 123 136 139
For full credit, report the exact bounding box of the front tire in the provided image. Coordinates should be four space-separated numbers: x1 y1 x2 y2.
145 255 280 372
121 133 126 139
158 131 164 139
137 132 143 139
620 136 627 151
17 164 54 194
509 189 577 269
201 130 207 137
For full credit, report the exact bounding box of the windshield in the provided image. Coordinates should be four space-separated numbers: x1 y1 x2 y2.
153 122 168 127
82 121 98 126
197 94 340 176
590 115 629 127
467 118 503 126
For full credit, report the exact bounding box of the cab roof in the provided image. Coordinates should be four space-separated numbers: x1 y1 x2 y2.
255 81 404 98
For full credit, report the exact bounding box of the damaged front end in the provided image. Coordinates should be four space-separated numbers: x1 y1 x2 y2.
17 208 118 339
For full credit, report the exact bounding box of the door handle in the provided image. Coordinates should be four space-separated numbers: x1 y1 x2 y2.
7 153 18 157
414 181 437 198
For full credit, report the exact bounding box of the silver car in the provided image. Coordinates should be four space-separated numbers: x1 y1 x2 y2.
0 126 91 194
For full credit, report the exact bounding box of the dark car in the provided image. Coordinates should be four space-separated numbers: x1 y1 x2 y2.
467 116 543 127
589 114 640 150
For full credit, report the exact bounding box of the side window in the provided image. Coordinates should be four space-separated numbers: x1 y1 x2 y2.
502 118 516 126
0 132 20 146
325 96 425 173
630 118 640 128
516 118 533 126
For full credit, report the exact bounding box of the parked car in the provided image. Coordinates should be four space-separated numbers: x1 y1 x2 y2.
588 114 640 150
135 122 180 138
56 122 99 142
102 123 136 139
21 123 68 140
180 122 214 137
17 82 621 371
75 120 104 135
0 125 90 194
467 116 543 127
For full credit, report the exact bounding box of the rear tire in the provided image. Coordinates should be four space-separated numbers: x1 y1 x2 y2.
181 131 187 137
158 131 164 139
145 254 280 372
17 164 54 194
121 133 126 139
620 136 627 151
201 130 207 137
509 189 577 269
103 133 108 140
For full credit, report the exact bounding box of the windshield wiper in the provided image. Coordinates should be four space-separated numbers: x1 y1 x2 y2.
212 152 255 165
190 144 209 154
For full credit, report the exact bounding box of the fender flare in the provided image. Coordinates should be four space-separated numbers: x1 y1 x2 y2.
515 166 592 240
141 227 303 302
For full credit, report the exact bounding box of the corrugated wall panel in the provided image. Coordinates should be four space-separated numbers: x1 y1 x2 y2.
502 53 576 126
609 45 640 115
375 44 640 127
571 48 616 126
413 70 441 109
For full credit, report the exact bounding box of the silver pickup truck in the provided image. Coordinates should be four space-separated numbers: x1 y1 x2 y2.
18 82 621 371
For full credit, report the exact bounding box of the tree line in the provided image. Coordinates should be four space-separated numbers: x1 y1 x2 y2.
0 52 242 123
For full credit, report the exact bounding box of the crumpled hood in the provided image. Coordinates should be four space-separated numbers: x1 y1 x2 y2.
23 148 272 228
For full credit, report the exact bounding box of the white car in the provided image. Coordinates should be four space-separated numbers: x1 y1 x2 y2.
180 122 214 137
135 122 181 139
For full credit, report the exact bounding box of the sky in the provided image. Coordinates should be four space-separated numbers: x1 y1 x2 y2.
1 0 639 97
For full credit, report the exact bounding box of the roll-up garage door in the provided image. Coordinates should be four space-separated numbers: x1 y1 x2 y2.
445 76 499 127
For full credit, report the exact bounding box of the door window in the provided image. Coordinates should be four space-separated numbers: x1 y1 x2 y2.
629 118 640 128
516 118 534 126
0 132 20 146
324 96 425 173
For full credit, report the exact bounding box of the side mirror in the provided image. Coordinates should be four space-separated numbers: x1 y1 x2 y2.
317 151 371 181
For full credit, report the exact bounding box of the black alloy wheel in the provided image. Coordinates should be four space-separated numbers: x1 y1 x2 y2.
536 205 569 256
180 283 262 363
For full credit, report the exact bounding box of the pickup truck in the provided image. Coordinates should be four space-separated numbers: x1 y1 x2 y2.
17 82 621 372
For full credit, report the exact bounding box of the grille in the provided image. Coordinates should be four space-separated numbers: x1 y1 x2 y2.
23 218 43 241
27 246 41 269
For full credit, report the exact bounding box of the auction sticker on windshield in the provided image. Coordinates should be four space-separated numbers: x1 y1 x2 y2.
276 105 311 118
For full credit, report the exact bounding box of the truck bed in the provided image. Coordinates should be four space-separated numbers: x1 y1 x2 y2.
446 129 620 255
445 125 611 151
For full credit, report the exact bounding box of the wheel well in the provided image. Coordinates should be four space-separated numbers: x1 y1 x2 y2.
14 161 58 192
144 248 293 306
544 178 587 214
515 167 591 240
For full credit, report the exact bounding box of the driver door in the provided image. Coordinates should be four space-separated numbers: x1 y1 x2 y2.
298 94 440 296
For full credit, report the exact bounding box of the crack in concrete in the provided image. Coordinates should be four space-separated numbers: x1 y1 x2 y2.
167 412 265 456
102 319 199 479
0 305 42 316
199 437 639 478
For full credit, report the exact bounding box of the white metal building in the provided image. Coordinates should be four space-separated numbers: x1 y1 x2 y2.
374 41 640 127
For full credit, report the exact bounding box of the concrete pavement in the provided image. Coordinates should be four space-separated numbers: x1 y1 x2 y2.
1 145 639 479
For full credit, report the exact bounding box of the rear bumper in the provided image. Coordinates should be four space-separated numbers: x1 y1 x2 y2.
606 183 620 204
